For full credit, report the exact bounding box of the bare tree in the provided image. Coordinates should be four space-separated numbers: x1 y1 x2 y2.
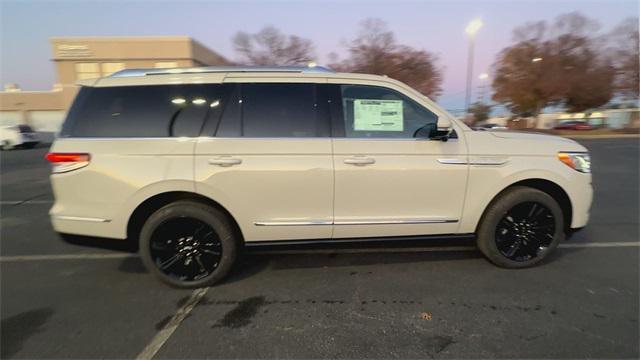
332 19 443 98
492 12 616 119
232 26 315 66
606 17 639 101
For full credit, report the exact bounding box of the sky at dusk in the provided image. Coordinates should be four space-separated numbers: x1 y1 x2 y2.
1 0 637 110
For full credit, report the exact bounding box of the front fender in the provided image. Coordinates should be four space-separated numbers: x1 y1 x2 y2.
457 157 585 233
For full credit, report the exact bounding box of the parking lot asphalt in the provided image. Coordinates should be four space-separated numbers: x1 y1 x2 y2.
1 138 638 359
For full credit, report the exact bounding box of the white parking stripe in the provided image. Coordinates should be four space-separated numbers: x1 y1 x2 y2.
136 287 209 360
559 241 640 248
0 253 136 262
0 242 637 262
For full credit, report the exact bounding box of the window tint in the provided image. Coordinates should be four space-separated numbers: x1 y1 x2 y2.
215 83 329 138
62 84 225 137
340 85 438 138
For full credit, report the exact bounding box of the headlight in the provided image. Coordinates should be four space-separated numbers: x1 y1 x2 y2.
558 152 591 173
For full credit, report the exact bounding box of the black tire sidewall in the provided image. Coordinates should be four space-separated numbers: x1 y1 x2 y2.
139 201 237 288
477 186 565 268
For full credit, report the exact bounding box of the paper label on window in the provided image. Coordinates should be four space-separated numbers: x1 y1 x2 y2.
353 99 403 131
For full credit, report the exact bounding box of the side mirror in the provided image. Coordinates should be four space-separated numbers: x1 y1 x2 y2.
413 123 451 141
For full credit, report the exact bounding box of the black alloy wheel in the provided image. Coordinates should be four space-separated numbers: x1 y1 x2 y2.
139 200 238 288
495 201 555 262
149 217 222 281
476 186 564 268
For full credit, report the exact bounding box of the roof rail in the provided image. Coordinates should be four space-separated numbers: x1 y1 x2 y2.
110 65 335 78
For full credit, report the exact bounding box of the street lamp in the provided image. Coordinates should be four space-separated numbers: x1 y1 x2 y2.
465 19 483 113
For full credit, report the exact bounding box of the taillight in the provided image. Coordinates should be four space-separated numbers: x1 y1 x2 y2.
45 152 91 173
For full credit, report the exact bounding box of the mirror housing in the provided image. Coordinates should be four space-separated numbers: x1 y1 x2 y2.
416 123 451 141
432 118 452 141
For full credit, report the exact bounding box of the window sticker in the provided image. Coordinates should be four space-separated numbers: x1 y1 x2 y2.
353 99 403 131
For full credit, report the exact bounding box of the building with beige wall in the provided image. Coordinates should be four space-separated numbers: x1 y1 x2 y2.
0 36 228 131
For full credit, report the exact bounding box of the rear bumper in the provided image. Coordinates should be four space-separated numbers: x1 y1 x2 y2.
49 206 125 240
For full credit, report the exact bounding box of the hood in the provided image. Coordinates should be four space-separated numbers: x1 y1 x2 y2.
489 130 577 144
467 130 589 154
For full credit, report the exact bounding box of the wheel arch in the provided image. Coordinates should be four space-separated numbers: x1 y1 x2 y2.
475 178 573 234
126 191 244 248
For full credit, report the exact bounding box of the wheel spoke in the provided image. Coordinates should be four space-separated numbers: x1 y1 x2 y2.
195 255 207 275
505 243 520 257
158 254 180 270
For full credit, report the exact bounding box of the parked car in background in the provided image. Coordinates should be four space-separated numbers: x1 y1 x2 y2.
0 125 40 150
475 123 508 130
553 120 595 130
47 66 593 288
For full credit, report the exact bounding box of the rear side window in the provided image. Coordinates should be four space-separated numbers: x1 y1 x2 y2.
61 84 226 137
215 83 330 138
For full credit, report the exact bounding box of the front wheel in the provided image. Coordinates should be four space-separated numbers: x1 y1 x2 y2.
477 186 565 268
139 201 238 288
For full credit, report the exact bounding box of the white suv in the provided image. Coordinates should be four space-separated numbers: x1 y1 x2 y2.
47 66 592 287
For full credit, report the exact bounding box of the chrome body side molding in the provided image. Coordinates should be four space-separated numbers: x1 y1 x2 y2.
255 219 458 226
438 157 509 166
55 216 111 223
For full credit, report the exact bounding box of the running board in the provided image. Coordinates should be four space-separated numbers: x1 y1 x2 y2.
243 233 476 248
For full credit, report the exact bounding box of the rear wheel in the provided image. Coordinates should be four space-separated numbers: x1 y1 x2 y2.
1 140 13 150
139 201 238 288
477 186 564 268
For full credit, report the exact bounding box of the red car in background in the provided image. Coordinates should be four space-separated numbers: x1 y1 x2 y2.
553 120 595 130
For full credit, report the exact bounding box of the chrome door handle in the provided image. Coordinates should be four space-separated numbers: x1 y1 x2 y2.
343 157 375 165
208 158 242 166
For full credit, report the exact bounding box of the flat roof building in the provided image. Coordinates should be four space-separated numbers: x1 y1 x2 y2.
0 36 229 131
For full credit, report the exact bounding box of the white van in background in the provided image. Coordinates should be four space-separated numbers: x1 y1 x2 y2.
0 125 40 150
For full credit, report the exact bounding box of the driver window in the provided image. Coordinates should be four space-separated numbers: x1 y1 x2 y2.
340 84 438 138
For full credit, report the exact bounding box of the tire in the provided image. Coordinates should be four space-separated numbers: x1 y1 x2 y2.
477 186 564 268
139 201 238 288
1 140 13 151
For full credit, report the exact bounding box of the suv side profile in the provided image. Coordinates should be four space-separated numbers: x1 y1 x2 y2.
47 66 592 288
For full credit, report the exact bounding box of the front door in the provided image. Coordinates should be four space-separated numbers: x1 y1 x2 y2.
330 83 468 239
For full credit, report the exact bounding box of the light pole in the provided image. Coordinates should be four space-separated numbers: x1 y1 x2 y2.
477 72 489 103
464 19 483 113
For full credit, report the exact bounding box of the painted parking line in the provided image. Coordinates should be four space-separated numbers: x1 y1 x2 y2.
0 253 136 262
1 242 638 263
136 287 209 360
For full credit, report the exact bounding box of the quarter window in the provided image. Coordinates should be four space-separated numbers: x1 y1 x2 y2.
340 85 438 138
62 84 225 137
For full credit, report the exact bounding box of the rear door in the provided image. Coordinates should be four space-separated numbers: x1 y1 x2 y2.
195 81 334 242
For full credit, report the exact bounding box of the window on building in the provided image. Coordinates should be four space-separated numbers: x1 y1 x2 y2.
101 62 125 76
75 63 100 80
340 85 438 139
215 83 330 138
61 84 225 138
154 62 178 69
